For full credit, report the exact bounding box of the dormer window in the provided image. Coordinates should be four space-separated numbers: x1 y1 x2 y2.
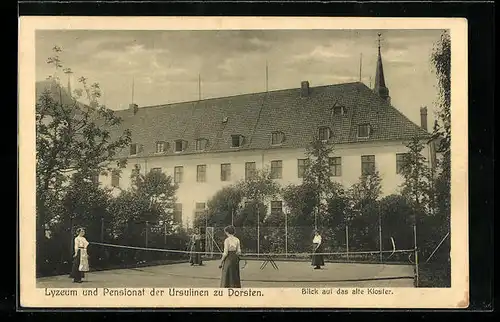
195 138 209 151
174 140 187 153
358 124 371 138
271 131 285 145
318 127 331 141
155 141 167 153
231 135 244 148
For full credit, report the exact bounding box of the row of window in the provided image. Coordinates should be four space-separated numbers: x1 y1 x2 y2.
128 124 373 155
173 201 285 225
110 153 408 187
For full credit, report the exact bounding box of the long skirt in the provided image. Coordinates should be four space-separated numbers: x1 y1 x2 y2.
220 251 241 288
190 252 203 265
71 249 89 282
311 243 325 267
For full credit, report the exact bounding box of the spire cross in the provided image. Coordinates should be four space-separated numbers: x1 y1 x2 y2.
377 33 382 50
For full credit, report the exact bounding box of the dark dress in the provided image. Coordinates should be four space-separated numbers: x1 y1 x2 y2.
311 240 325 268
189 237 203 266
71 249 85 282
220 251 241 288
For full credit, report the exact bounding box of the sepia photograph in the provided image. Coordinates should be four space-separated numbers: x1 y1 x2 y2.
19 17 468 308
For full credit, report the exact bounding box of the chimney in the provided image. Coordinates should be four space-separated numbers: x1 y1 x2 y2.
420 106 428 131
129 103 139 115
300 81 310 97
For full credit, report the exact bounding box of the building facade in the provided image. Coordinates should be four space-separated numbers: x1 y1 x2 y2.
97 45 432 227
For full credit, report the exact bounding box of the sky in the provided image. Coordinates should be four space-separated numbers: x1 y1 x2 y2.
36 29 445 127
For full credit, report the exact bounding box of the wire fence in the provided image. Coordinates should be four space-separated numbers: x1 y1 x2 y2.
64 219 420 273
41 212 449 288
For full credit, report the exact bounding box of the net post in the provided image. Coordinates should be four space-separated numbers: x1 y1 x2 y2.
345 225 349 262
414 223 419 287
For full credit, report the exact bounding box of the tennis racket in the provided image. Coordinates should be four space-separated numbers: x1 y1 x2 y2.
218 257 247 269
240 257 248 270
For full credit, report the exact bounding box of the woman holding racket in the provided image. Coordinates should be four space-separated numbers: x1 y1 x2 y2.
189 229 204 266
219 225 242 288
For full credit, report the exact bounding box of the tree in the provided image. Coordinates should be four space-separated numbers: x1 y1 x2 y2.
110 167 178 245
282 182 317 252
378 194 414 252
348 170 382 211
236 168 280 253
431 31 451 165
347 171 382 251
303 138 339 229
282 138 348 252
197 185 244 228
63 174 113 242
400 137 434 214
130 166 178 224
430 30 451 223
36 46 131 273
423 30 451 269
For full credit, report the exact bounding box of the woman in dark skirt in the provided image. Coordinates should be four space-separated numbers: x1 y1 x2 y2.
71 227 90 283
311 230 325 269
219 225 242 288
189 230 204 266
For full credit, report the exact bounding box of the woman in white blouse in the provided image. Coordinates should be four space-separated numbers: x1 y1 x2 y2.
71 227 90 283
219 225 242 288
311 230 325 269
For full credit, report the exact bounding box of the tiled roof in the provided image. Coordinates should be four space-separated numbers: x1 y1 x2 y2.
37 81 430 158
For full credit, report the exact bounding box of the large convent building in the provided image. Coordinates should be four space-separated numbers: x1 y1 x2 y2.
36 40 435 228
100 44 433 227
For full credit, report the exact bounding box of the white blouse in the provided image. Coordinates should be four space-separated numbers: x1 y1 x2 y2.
223 236 242 255
74 236 89 253
313 235 322 244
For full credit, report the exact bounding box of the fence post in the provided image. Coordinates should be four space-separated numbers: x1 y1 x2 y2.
145 221 149 248
257 205 260 257
285 211 288 258
414 223 419 287
379 212 383 263
101 217 104 242
346 225 349 262
69 217 74 263
69 217 74 276
164 221 167 246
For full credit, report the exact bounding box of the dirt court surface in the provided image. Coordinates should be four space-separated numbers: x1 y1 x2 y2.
37 260 416 288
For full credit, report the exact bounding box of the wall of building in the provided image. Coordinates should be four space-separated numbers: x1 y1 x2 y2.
101 140 432 227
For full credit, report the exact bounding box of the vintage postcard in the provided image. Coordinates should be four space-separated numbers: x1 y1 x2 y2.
19 16 468 309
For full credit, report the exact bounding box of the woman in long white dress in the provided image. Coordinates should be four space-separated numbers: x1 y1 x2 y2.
71 227 90 283
311 230 325 269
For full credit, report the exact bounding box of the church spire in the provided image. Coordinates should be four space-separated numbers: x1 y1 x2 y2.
374 33 390 103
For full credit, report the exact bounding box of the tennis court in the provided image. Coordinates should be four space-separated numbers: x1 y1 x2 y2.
37 258 416 288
